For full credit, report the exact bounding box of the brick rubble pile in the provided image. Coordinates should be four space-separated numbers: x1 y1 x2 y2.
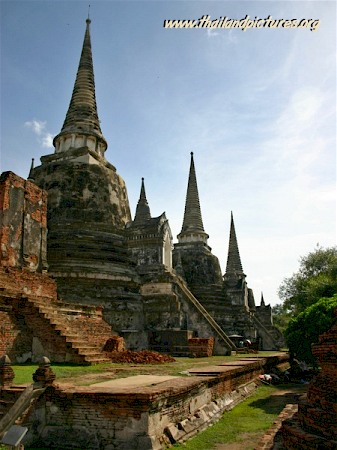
106 350 176 364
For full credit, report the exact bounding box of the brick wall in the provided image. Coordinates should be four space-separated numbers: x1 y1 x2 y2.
188 338 214 357
20 355 287 449
0 171 48 272
0 267 57 299
0 306 33 360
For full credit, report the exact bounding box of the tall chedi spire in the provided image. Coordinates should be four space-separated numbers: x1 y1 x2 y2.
225 212 244 276
53 18 107 157
260 292 265 307
177 152 209 244
30 17 140 350
134 178 151 223
173 151 223 297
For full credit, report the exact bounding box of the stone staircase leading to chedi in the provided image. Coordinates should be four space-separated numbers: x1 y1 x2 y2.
173 275 237 352
0 283 112 365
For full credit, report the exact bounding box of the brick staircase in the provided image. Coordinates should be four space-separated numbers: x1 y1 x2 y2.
0 268 113 364
32 296 112 364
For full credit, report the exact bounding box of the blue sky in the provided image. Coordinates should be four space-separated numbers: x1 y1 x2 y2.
1 1 336 306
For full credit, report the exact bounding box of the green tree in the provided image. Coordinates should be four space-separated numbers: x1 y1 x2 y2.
284 295 337 365
278 246 337 315
272 303 292 334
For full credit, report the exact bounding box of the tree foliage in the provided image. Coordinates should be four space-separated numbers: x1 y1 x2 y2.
284 295 337 365
271 303 292 334
278 246 337 315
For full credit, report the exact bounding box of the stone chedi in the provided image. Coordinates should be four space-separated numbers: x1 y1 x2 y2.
29 18 147 350
1 18 282 359
126 178 173 273
30 18 134 277
172 158 281 347
280 311 337 449
173 152 223 288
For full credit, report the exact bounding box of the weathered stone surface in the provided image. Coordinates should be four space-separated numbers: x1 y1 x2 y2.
173 243 223 286
40 425 100 449
0 171 47 272
32 357 56 386
0 355 14 388
30 153 148 350
32 157 134 280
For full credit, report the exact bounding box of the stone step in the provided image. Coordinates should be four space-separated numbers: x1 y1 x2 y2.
83 355 111 364
27 296 55 304
24 295 98 312
74 347 105 355
50 324 71 335
0 289 22 300
33 301 101 318
64 334 85 341
65 334 108 346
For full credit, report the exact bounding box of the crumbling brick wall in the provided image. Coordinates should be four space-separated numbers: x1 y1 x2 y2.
0 267 57 300
188 338 214 357
0 171 48 272
0 307 33 359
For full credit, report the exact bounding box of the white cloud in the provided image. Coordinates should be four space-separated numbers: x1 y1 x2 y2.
206 28 219 38
25 119 46 135
41 133 54 148
25 119 54 149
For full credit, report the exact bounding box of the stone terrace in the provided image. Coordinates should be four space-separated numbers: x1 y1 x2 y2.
0 353 290 449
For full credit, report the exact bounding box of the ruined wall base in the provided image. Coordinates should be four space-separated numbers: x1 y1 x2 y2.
17 355 288 449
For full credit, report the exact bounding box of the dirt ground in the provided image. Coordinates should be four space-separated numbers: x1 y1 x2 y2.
215 384 307 450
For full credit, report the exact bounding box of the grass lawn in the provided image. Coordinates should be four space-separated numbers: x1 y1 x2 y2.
11 352 282 385
172 383 302 450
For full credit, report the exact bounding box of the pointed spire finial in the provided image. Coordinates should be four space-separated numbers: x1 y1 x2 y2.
28 158 35 181
53 17 107 156
260 293 265 307
134 177 151 223
178 152 208 244
225 212 244 275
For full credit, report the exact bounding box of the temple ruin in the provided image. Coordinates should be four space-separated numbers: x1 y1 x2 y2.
0 18 283 364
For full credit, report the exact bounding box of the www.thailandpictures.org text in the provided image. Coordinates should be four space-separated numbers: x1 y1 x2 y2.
163 15 320 32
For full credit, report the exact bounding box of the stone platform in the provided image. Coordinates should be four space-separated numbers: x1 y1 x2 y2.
4 353 289 449
91 375 179 389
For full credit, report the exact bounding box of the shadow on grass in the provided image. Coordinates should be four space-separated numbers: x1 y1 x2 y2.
248 383 306 415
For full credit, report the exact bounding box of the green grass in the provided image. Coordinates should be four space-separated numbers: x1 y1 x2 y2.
11 352 284 385
172 384 291 450
12 362 112 385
